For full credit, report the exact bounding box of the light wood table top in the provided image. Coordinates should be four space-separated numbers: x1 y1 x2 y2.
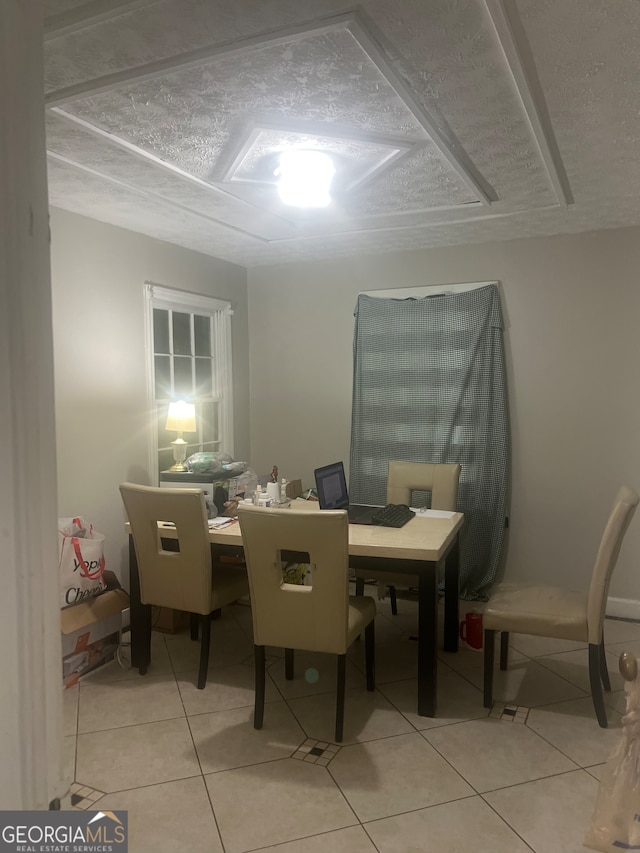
139 498 463 562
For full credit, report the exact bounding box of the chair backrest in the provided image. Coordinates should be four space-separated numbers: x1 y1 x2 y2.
120 482 212 615
237 505 350 655
386 461 461 510
587 485 639 643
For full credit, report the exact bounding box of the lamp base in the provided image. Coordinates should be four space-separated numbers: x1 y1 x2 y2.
169 436 189 472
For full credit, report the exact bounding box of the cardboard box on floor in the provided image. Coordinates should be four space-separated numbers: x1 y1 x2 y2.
152 605 189 633
60 571 129 689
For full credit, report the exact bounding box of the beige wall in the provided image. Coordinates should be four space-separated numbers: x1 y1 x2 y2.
50 208 249 588
247 226 640 611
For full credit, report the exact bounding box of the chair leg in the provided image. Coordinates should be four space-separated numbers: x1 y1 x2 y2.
589 643 608 728
500 631 509 670
335 654 346 743
389 586 398 616
355 577 365 596
364 619 375 691
285 648 294 680
190 613 199 641
197 614 212 689
483 629 495 709
254 645 265 729
599 638 611 691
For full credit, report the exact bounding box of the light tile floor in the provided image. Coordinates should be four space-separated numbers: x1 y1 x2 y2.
61 591 640 853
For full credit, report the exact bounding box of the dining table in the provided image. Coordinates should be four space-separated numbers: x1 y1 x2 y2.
126 499 464 717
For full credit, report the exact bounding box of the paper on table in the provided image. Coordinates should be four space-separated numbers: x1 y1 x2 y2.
411 508 456 519
160 517 236 529
208 516 237 527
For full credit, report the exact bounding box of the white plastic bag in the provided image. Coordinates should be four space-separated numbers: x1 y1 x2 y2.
584 673 640 851
58 516 107 608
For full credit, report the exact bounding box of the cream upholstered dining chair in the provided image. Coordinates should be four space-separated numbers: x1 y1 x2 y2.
120 482 249 689
237 504 376 742
355 461 461 614
483 485 639 728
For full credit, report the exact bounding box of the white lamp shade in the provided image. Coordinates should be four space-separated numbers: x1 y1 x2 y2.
165 400 196 433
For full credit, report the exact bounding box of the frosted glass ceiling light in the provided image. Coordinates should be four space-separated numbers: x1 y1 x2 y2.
276 150 335 208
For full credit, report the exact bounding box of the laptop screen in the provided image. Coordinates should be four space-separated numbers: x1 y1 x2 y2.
314 461 349 510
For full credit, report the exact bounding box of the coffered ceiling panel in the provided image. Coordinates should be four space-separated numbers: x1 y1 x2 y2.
43 0 640 266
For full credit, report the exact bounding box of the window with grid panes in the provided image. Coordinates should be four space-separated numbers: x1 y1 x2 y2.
145 284 233 479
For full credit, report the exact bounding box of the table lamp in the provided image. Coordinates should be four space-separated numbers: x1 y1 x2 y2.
165 400 196 472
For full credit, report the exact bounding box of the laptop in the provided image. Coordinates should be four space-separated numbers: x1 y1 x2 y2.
313 461 376 524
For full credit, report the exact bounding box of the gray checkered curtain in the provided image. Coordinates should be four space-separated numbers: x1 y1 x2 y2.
349 284 510 600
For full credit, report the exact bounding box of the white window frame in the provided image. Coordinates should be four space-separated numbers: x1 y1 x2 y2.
144 282 234 481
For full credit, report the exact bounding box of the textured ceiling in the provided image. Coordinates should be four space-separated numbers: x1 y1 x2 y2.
43 0 640 267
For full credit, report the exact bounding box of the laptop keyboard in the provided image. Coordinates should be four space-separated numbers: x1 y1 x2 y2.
371 504 416 528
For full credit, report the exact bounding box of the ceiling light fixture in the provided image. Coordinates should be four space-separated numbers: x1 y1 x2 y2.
275 150 336 208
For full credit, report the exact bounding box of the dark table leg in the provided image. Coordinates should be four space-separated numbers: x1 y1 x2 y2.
417 562 439 717
443 534 460 653
128 534 151 673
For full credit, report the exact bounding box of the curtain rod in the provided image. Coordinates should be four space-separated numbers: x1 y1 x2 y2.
359 280 498 298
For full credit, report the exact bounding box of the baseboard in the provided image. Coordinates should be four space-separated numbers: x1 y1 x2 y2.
606 596 640 622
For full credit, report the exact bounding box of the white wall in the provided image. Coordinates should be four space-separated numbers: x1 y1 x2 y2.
247 226 640 611
50 208 249 588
